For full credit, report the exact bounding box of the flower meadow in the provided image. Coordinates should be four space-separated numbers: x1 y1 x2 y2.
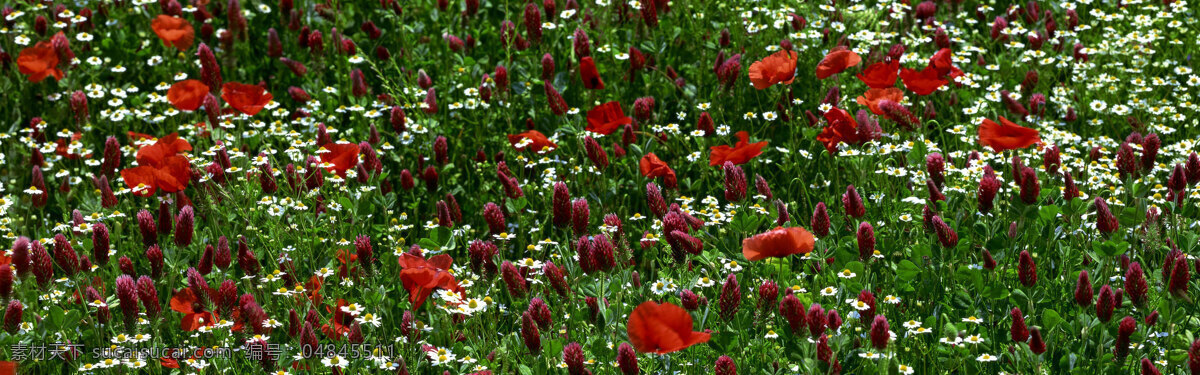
2 0 1200 374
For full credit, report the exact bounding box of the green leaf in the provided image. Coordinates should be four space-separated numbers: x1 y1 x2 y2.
1038 205 1061 222
896 260 921 282
47 305 64 331
1042 309 1063 331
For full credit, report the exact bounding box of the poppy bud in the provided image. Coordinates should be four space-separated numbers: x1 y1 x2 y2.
718 274 741 320
571 198 590 237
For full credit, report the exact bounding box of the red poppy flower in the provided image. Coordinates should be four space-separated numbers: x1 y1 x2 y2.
0 361 15 375
579 56 604 90
855 87 905 115
167 80 210 111
627 301 711 354
54 132 85 159
169 288 217 331
899 66 948 95
318 142 360 177
17 41 64 83
121 133 193 196
221 82 274 116
979 117 1041 152
639 153 676 184
748 50 798 89
742 226 815 261
816 108 861 154
928 48 962 81
709 131 768 166
397 253 461 310
856 60 899 89
815 47 861 80
151 15 195 51
586 101 632 135
507 130 558 153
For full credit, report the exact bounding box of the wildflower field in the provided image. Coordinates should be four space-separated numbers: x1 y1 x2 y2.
2 0 1200 373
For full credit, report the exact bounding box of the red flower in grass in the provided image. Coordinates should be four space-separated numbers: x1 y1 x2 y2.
167 80 210 111
579 56 604 90
709 131 768 166
816 108 862 154
398 253 462 310
979 117 1040 151
639 153 676 187
17 41 64 83
928 48 962 81
151 15 195 51
742 226 815 261
120 133 193 197
748 50 798 89
856 60 899 88
626 301 711 354
855 87 904 115
169 288 216 331
899 66 949 95
586 101 632 135
317 142 359 177
815 47 861 79
221 82 273 116
508 130 558 153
